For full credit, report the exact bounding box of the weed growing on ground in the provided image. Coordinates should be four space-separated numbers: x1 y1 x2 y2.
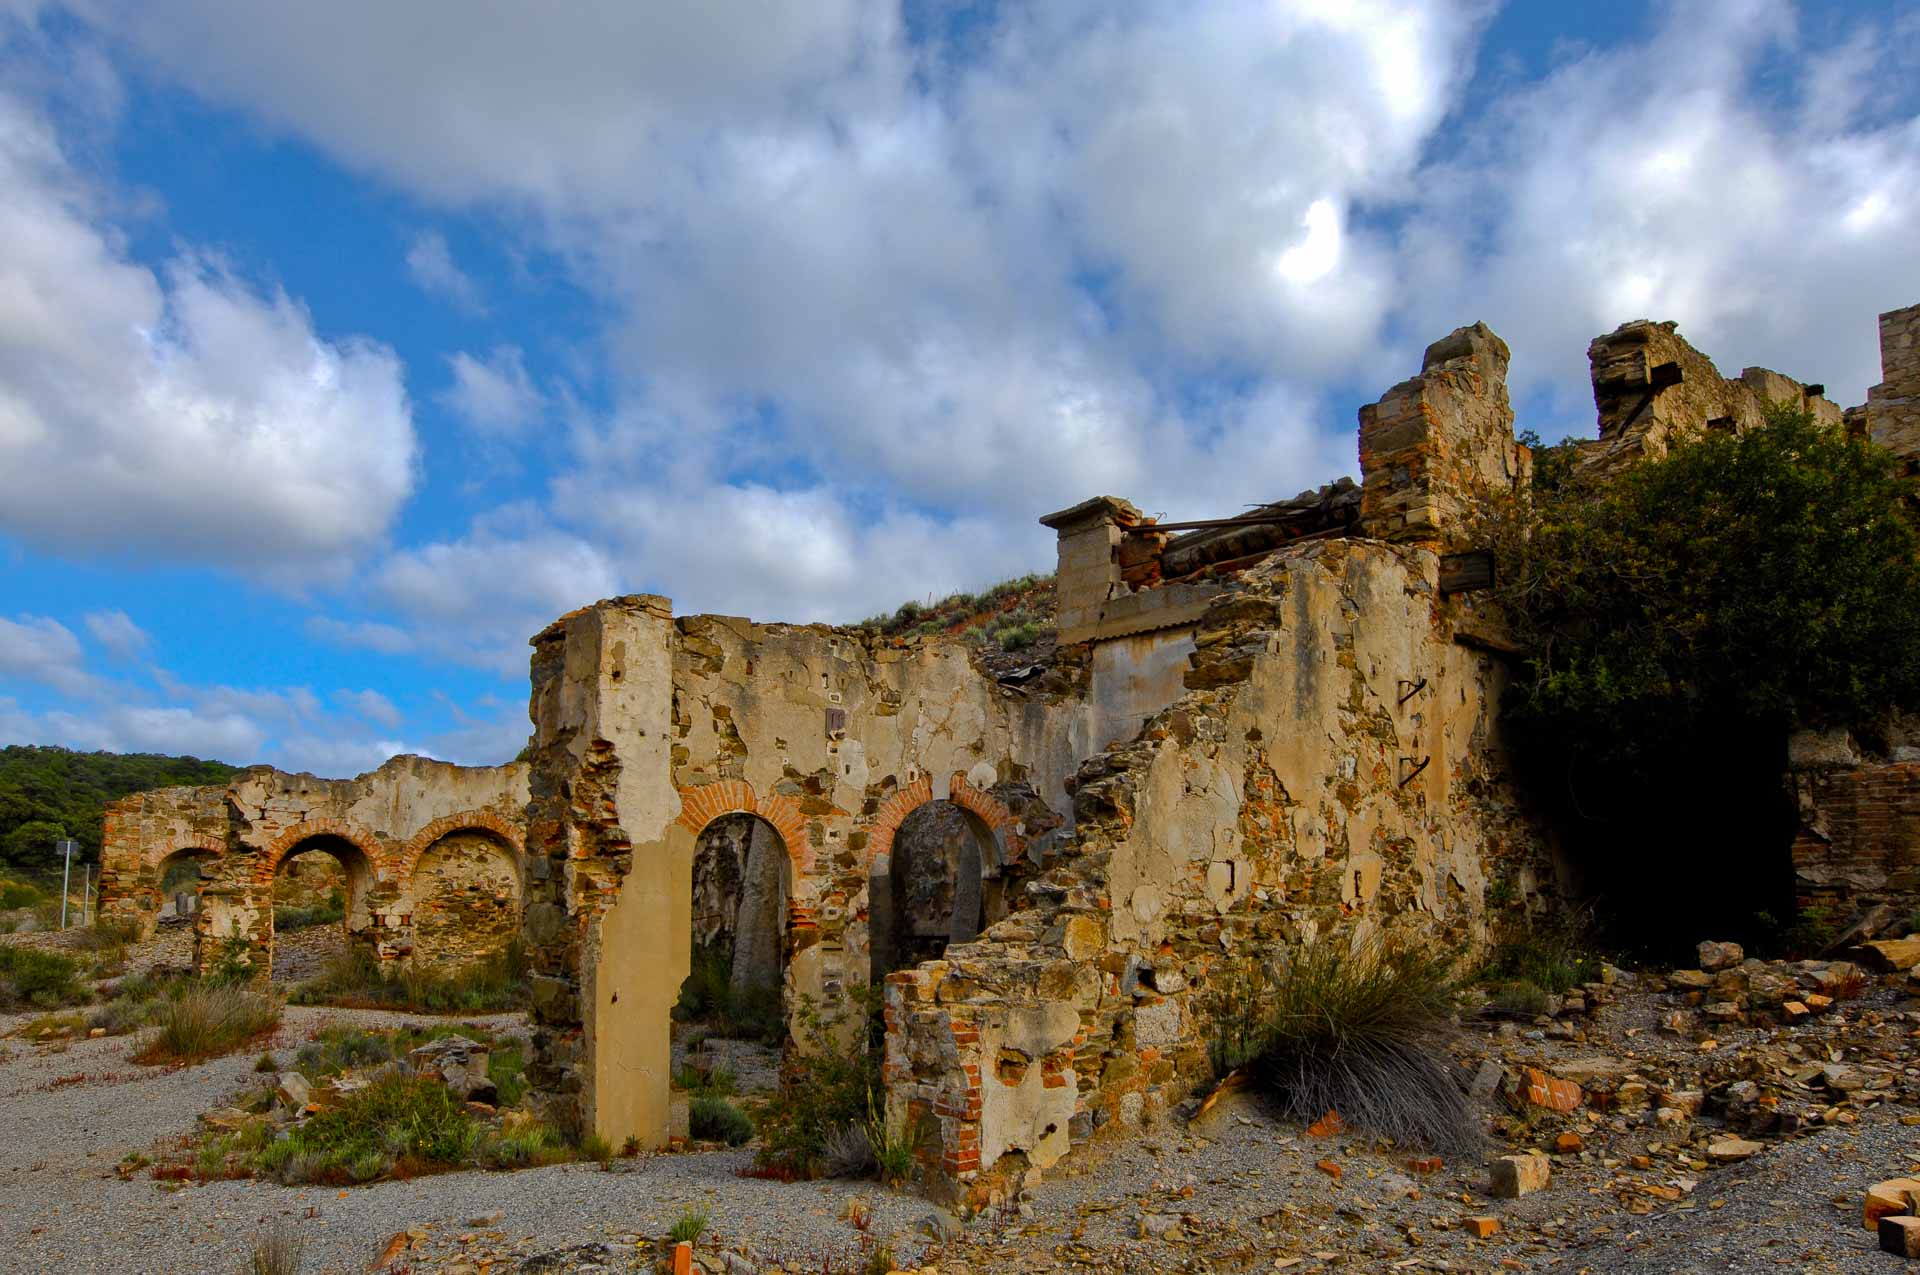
755 990 881 1177
667 1205 710 1245
250 1223 304 1275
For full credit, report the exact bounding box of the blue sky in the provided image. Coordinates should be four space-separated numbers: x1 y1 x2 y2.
1 0 1916 775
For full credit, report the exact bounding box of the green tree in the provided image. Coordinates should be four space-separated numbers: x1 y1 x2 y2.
0 746 240 877
1488 404 1920 949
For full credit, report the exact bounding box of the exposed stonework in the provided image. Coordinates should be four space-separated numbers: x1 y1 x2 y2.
1866 302 1920 472
98 756 527 977
1788 723 1920 914
1358 321 1530 547
883 536 1553 1203
1581 319 1842 476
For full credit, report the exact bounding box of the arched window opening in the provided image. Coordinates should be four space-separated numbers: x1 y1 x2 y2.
871 799 991 984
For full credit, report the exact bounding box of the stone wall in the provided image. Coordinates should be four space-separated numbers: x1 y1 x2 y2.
1788 727 1920 915
99 755 527 976
883 537 1553 1205
1357 322 1530 547
1581 320 1841 476
1866 302 1920 472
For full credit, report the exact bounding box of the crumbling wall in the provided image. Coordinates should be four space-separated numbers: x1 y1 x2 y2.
1358 322 1530 547
99 756 527 976
1788 726 1920 915
885 538 1552 1206
1865 302 1920 472
1582 320 1842 477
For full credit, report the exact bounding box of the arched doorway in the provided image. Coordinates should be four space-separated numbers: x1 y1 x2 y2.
870 799 995 983
268 834 376 982
153 847 219 927
677 812 789 1043
408 829 521 971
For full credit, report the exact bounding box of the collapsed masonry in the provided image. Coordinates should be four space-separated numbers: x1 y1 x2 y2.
99 756 527 978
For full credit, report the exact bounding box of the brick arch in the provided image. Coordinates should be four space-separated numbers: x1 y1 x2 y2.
865 773 1022 869
255 818 389 886
674 779 812 875
148 836 226 872
393 810 525 888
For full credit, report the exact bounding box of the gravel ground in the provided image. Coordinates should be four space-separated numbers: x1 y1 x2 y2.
0 1005 929 1275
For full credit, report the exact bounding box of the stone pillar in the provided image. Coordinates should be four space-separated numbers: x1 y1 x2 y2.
1868 302 1920 468
1358 322 1523 548
523 595 686 1149
730 818 786 998
1039 496 1142 644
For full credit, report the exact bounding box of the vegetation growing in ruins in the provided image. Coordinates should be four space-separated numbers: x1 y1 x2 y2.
1238 938 1480 1156
754 990 883 1178
289 940 530 1013
1489 405 1920 950
673 939 783 1044
0 944 85 1009
0 745 238 876
134 983 282 1064
689 1094 754 1146
859 573 1054 646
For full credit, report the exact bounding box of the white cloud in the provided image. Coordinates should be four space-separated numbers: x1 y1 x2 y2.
404 229 484 313
1398 0 1920 430
0 614 92 695
0 84 419 576
441 345 541 435
83 608 148 660
336 687 401 729
304 616 416 656
275 733 422 778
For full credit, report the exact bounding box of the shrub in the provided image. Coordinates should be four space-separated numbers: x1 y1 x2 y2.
0 945 86 1009
674 1060 737 1097
1481 919 1597 996
755 991 881 1176
668 1205 710 1245
689 1095 754 1146
260 1071 480 1184
290 942 529 1013
0 880 43 910
1248 937 1480 1157
136 984 281 1064
818 1122 875 1178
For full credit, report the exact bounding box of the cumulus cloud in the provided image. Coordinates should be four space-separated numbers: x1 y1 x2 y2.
0 614 93 695
1399 0 1920 430
83 609 148 660
404 229 484 313
441 346 541 435
336 688 402 729
0 83 418 577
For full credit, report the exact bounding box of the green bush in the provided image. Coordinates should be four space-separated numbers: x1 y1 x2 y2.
1485 980 1550 1018
135 984 281 1064
257 1071 480 1184
290 942 529 1013
0 945 86 1009
755 991 881 1176
689 1095 754 1146
0 880 43 909
1480 921 1597 996
1246 937 1479 1156
274 889 345 931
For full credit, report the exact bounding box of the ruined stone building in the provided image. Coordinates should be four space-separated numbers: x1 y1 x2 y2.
100 756 526 977
97 300 1920 1207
